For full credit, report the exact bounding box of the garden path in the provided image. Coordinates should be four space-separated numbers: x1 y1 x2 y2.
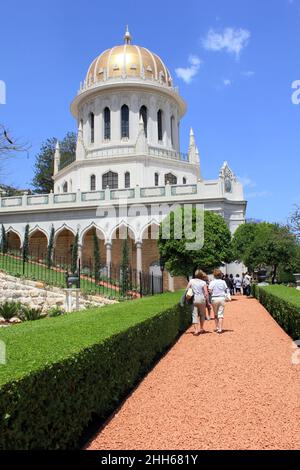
87 296 300 450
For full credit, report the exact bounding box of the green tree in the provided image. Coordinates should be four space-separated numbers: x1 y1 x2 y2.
120 237 130 296
22 224 30 262
158 208 233 278
234 222 298 284
71 231 79 274
231 222 260 272
1 224 7 253
46 225 55 269
93 230 101 283
32 132 76 193
289 205 300 239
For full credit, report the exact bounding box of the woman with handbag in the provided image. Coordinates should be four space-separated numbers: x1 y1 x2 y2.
186 270 210 336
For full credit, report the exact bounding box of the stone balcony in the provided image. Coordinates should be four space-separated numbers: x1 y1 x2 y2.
59 145 190 171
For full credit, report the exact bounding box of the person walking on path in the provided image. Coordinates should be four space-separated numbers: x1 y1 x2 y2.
229 274 235 295
234 274 242 295
243 272 252 297
186 270 210 336
209 269 229 334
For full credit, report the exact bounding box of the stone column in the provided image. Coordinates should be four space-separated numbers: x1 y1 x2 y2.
136 241 143 286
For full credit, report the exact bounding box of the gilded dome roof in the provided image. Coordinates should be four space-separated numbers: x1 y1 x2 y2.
84 28 173 88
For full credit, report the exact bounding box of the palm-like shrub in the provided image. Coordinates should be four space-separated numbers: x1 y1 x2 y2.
21 306 42 321
0 301 21 320
48 306 64 318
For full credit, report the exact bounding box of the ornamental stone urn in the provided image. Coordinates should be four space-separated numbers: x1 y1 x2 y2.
293 274 300 290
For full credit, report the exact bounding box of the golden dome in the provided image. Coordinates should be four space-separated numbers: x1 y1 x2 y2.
85 29 173 88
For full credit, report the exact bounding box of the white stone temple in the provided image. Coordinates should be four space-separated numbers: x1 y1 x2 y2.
0 28 247 290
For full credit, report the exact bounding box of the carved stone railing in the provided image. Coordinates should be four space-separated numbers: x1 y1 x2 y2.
0 181 227 211
58 144 190 172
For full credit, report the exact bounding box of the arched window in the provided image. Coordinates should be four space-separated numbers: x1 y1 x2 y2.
183 177 187 185
102 171 118 189
89 112 94 143
121 104 129 138
165 173 177 185
170 116 175 147
63 182 68 193
125 172 130 188
155 173 159 186
139 105 148 137
157 109 163 142
90 174 96 191
104 107 111 140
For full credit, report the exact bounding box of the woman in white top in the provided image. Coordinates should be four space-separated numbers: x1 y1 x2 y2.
186 270 210 336
209 269 228 334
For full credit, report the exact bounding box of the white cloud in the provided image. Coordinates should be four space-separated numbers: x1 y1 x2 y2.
242 70 255 77
245 190 272 199
202 27 251 59
175 55 202 84
223 79 232 86
238 176 257 188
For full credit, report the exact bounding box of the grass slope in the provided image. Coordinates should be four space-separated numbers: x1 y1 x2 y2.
0 292 182 387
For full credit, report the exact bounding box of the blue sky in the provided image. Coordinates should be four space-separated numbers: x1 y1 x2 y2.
0 0 300 223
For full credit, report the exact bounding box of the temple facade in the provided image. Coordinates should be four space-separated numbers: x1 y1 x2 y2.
0 28 247 290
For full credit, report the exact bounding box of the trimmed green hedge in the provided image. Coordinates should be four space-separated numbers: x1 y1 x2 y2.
0 292 190 450
252 284 300 339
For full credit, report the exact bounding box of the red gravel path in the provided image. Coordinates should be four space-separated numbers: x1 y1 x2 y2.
86 297 300 450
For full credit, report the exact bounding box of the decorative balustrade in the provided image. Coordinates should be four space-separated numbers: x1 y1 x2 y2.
0 181 225 210
58 145 190 172
148 146 189 162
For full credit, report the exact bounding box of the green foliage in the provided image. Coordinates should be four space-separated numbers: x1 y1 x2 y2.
22 224 30 263
231 222 260 271
46 225 55 269
120 238 130 296
289 204 300 240
93 230 101 283
32 133 76 193
20 306 42 321
0 301 21 320
158 208 233 277
0 225 7 254
0 293 190 449
233 222 299 283
252 285 300 339
71 231 79 275
48 306 64 318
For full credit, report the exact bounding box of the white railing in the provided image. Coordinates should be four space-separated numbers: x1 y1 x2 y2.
0 182 225 210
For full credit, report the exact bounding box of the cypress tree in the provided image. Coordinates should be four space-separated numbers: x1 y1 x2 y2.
46 225 55 268
1 224 7 254
22 224 30 262
120 237 129 296
71 231 79 274
93 230 101 283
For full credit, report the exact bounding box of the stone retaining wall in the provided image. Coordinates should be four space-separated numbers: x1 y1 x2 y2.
0 272 116 313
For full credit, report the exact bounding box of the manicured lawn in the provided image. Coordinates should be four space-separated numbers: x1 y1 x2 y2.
0 291 182 387
253 284 300 339
0 253 121 297
261 285 300 307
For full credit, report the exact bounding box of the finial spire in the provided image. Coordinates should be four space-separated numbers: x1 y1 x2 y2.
124 25 132 44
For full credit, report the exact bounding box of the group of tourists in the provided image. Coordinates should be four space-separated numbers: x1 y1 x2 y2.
224 273 252 297
184 269 252 336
